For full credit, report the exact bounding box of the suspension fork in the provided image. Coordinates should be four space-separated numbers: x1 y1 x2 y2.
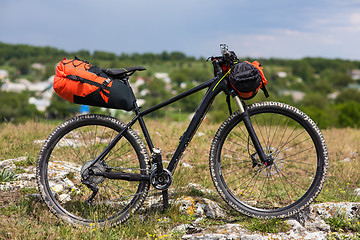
233 96 268 163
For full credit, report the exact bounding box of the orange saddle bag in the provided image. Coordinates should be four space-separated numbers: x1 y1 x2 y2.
53 58 135 111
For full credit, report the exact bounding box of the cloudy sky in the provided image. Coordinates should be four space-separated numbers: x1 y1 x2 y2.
1 0 360 60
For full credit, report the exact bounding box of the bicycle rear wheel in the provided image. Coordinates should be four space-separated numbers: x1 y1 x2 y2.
36 114 150 226
209 101 328 218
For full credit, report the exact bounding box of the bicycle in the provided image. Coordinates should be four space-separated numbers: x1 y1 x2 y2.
36 44 329 227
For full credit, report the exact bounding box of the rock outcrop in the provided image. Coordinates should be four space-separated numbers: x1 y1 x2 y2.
1 157 359 239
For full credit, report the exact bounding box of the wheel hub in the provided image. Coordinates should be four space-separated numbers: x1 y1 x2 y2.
252 147 283 176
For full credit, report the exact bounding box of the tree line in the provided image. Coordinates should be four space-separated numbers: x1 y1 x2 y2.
0 42 359 128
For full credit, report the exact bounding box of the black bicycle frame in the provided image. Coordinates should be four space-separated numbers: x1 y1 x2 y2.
90 72 267 180
89 75 225 170
142 76 226 172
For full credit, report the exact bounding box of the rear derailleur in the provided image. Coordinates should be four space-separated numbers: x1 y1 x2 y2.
80 159 107 205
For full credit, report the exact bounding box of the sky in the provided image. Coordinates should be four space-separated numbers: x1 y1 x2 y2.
1 0 360 60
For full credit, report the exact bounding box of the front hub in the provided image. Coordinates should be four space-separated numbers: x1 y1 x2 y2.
264 156 274 166
251 147 283 176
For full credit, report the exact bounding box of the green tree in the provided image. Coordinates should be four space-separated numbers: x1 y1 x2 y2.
74 50 91 59
311 78 334 94
93 51 117 61
46 94 79 119
10 58 31 75
43 64 56 80
160 51 170 61
174 83 205 113
300 92 328 109
142 78 171 117
170 71 188 88
170 52 187 61
300 105 332 129
0 91 41 122
292 60 315 83
336 101 360 128
319 68 354 89
330 72 354 89
335 89 360 104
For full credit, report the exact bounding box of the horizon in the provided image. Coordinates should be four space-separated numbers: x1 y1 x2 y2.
2 41 359 62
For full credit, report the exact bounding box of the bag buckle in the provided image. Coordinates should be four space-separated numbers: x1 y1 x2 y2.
102 78 112 87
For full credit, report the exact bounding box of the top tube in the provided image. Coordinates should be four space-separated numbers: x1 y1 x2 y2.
139 76 220 116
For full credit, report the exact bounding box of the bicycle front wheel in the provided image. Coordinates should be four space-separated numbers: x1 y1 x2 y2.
209 101 328 218
36 114 150 226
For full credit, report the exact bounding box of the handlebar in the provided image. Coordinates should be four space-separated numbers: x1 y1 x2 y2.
220 44 231 58
209 44 239 76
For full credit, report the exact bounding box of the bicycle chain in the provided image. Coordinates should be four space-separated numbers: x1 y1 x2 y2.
106 166 148 171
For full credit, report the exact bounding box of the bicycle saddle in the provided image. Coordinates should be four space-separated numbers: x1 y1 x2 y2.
104 66 146 78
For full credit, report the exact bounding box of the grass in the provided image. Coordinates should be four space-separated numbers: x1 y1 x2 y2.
0 121 55 161
243 218 290 233
325 213 360 233
317 128 360 203
0 119 359 239
327 234 360 240
0 168 17 183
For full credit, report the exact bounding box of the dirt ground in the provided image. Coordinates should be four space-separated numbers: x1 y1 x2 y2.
0 190 22 207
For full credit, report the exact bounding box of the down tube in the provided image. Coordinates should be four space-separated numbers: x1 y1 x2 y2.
167 80 225 172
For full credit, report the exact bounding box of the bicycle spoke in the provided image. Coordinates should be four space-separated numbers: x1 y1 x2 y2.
211 102 327 217
78 127 95 159
38 115 150 226
222 147 252 160
225 138 251 152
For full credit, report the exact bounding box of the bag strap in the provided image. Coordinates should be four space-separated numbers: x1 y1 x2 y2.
67 75 112 91
261 84 269 98
62 57 91 70
74 56 89 63
251 61 270 98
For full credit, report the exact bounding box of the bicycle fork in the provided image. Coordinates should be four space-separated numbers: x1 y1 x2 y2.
233 96 269 165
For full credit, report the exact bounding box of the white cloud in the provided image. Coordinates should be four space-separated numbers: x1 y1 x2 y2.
207 4 360 60
349 12 360 25
210 25 360 60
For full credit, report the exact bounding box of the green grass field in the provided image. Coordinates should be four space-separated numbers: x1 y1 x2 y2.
0 119 359 239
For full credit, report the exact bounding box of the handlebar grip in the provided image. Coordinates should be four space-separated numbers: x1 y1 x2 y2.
212 59 222 77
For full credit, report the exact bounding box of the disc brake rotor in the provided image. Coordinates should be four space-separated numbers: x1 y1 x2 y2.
252 147 283 176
